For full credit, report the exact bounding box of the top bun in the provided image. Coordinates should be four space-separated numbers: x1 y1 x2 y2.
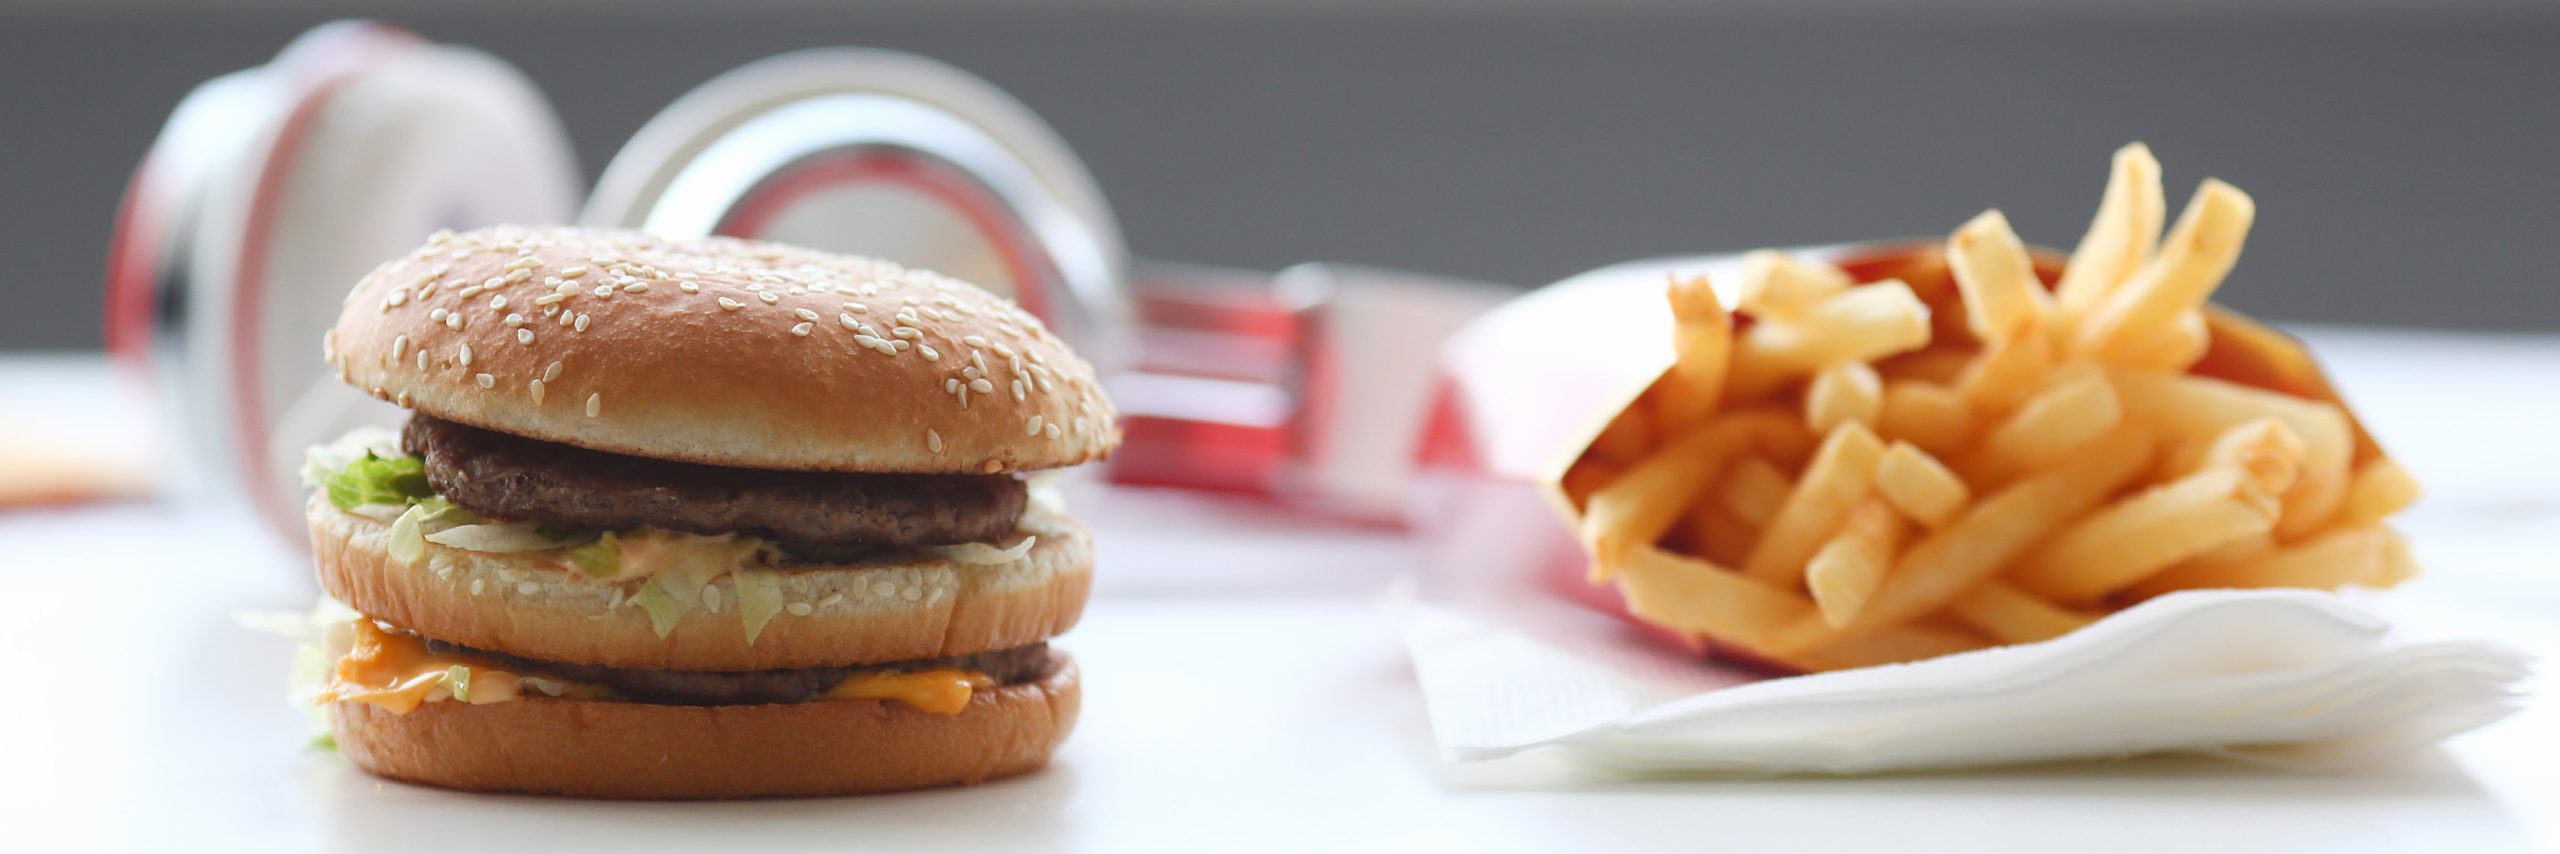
327 227 1118 474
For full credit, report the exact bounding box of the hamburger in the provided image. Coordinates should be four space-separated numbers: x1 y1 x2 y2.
297 225 1117 798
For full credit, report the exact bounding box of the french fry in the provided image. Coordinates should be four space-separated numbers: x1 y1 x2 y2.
1581 410 1796 578
1877 381 1977 457
1765 427 2156 654
1877 347 1976 385
2189 526 2393 590
1947 209 2050 341
1873 441 1970 528
1586 402 1656 464
2122 532 2275 599
1743 423 1889 585
2373 529 2421 587
1615 544 1816 648
1682 500 1762 568
1728 281 1934 402
2115 309 2208 373
2336 458 2421 528
2008 466 2282 603
1659 275 1733 428
1716 455 1794 528
2049 142 2166 331
2103 367 2353 536
2077 179 2255 362
1736 250 1851 320
1559 460 1623 508
1789 622 1992 671
1948 581 2098 644
1807 501 1909 627
2158 416 2305 492
1958 371 2123 488
1956 327 2054 416
1805 361 1883 434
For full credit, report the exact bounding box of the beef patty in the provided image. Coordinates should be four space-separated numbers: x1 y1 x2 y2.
425 638 1057 706
403 414 1026 546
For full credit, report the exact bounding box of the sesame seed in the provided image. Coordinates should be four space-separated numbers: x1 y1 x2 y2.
505 268 533 283
459 344 473 367
844 302 867 313
892 326 922 339
558 312 574 327
385 289 409 308
820 593 845 608
530 379 545 403
446 314 464 331
517 581 540 595
794 308 820 322
592 284 614 298
504 313 525 327
946 378 961 393
622 282 648 293
963 366 981 380
993 342 1016 359
391 335 408 360
678 281 699 294
517 328 534 345
396 392 412 407
416 350 429 370
790 322 814 336
920 344 940 360
927 429 944 454
788 286 805 295
1012 379 1026 401
786 602 813 617
1046 423 1062 439
560 266 587 278
972 351 989 374
504 257 540 271
890 339 910 352
475 373 495 388
430 307 449 322
482 276 506 290
718 298 743 311
574 314 591 332
1027 415 1044 436
959 387 970 408
585 393 600 417
430 261 452 275
470 579 485 595
757 292 780 304
981 460 1003 474
971 378 996 394
544 361 562 382
858 334 885 349
839 313 861 330
701 585 722 612
489 294 508 310
553 281 578 295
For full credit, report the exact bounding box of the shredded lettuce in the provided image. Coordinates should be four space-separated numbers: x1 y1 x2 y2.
631 581 686 637
426 522 562 553
565 533 621 579
324 451 433 511
733 568 783 644
301 427 403 489
386 504 429 566
443 665 472 703
923 536 1038 565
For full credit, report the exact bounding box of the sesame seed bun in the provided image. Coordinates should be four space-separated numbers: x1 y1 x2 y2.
330 654 1078 799
325 225 1119 474
308 494 1092 671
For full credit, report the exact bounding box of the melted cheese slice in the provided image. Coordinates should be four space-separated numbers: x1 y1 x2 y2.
317 618 993 716
824 668 997 716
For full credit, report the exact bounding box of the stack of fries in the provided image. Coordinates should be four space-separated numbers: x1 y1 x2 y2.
1566 145 2421 672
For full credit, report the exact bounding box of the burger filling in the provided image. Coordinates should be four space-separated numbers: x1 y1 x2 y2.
311 613 1052 716
304 425 1050 642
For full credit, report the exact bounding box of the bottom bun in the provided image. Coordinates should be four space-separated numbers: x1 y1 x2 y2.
332 654 1079 799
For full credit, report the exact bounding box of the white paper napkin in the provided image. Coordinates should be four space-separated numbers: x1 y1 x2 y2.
1404 589 2531 776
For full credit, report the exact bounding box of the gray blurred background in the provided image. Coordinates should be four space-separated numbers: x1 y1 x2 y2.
4 0 2555 351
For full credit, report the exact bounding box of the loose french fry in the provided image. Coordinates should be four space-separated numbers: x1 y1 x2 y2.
1877 382 1977 457
1681 500 1761 568
2195 416 2306 493
1805 361 1883 434
1581 410 1796 577
1716 455 1794 528
2008 466 2282 603
1948 581 2097 644
2373 529 2421 587
2050 142 2166 330
1728 281 1933 402
2103 367 2353 536
1660 275 1732 428
1743 422 1889 585
1956 327 2054 416
1790 622 1992 671
1586 403 1656 464
2077 179 2255 362
1736 250 1851 320
1959 371 2123 488
1765 427 2155 654
2336 458 2421 527
1874 441 1970 528
1616 544 1816 648
1947 209 2050 341
1807 501 1909 627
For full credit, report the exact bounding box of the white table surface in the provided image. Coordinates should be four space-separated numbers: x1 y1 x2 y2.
4 327 2556 853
